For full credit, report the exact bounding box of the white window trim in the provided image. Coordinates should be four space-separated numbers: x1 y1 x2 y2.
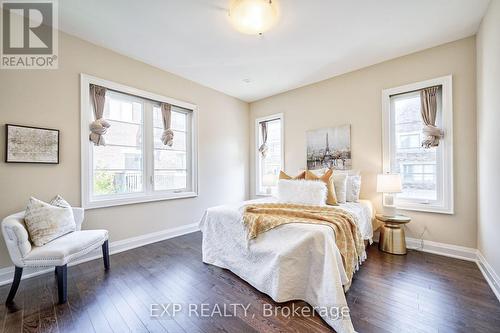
255 113 284 196
80 73 198 209
382 75 454 214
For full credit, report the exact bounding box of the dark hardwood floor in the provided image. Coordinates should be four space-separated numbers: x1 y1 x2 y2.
1 232 499 333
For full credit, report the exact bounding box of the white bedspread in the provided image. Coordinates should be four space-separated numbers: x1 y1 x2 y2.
199 198 374 333
339 200 375 242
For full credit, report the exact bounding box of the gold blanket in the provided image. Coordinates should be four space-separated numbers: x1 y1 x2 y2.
243 203 365 285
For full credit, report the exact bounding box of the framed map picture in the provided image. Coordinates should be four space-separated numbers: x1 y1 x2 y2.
5 124 59 164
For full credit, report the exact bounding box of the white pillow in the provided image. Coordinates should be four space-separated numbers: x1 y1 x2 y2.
24 196 76 246
277 179 327 206
346 175 361 202
310 169 358 203
332 173 348 203
335 169 360 176
309 168 328 177
311 168 360 177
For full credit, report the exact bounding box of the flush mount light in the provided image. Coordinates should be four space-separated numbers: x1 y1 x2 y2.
229 0 279 35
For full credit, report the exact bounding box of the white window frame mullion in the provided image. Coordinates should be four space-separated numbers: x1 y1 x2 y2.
144 101 154 195
185 110 193 192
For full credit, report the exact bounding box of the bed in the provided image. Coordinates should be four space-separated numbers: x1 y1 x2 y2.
199 197 374 333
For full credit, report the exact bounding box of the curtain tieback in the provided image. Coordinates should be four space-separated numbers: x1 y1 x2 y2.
89 118 111 146
422 125 444 148
422 125 443 138
161 129 174 147
90 118 111 135
258 144 268 158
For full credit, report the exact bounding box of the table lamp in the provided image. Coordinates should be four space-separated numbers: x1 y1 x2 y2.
377 173 402 216
262 173 277 195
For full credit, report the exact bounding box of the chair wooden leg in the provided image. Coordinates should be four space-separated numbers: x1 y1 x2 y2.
5 266 23 304
102 240 110 270
56 265 67 304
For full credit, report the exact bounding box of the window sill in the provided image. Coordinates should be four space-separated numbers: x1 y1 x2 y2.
83 191 198 210
392 203 454 215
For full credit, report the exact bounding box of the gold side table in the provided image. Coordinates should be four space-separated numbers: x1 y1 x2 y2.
376 214 411 255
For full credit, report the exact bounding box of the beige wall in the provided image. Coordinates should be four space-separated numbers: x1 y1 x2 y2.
0 32 249 269
250 37 477 248
477 0 500 278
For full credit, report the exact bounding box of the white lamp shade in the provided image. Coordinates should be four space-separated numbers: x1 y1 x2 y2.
377 174 402 193
262 173 277 187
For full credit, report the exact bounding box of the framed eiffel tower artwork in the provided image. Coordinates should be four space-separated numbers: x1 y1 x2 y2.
306 124 351 170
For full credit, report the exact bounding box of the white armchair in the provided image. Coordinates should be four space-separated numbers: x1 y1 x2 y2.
1 207 109 304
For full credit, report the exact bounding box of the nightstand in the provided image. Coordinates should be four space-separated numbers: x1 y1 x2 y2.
376 214 411 255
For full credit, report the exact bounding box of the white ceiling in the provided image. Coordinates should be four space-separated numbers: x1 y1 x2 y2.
59 0 490 102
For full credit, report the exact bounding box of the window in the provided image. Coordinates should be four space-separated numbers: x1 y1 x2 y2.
382 76 453 214
392 91 439 202
255 114 283 195
93 92 144 196
81 74 198 209
152 106 192 191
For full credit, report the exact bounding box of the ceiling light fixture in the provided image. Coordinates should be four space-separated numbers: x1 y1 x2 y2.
229 0 279 35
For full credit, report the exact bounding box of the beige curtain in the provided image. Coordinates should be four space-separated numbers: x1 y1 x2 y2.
161 103 174 147
89 84 109 146
420 86 443 148
258 121 268 158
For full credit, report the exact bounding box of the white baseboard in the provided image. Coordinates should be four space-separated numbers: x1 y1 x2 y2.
477 251 500 302
0 222 200 286
372 232 477 261
373 233 499 302
405 237 478 261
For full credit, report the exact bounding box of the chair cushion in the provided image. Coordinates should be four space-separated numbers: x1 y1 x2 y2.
23 230 108 267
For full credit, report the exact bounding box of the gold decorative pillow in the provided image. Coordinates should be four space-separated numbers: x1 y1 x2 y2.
279 170 306 180
305 169 338 205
